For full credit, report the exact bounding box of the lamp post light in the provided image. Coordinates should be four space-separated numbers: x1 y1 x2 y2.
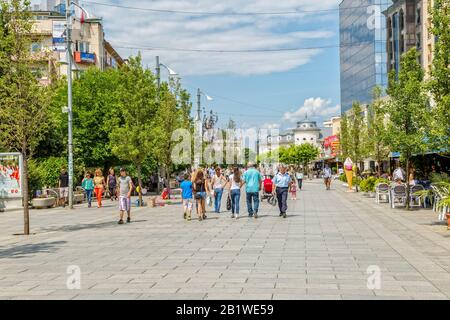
193 89 213 169
65 0 74 209
155 56 178 192
156 56 178 101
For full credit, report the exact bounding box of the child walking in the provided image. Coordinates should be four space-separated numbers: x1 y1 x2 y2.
180 173 193 221
81 172 94 208
289 180 297 200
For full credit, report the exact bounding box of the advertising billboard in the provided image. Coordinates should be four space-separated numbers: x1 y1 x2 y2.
0 153 23 199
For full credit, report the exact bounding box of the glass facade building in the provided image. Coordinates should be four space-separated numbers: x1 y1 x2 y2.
339 0 392 114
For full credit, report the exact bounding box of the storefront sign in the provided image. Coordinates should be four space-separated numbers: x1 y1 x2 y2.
74 52 96 64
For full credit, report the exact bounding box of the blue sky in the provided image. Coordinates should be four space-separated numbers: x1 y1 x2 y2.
34 0 343 130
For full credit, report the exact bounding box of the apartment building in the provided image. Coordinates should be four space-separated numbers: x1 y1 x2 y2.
384 0 435 76
339 0 392 114
30 8 123 85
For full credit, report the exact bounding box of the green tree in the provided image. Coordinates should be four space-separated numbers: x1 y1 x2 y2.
386 48 431 209
243 148 256 164
154 80 192 182
279 144 319 173
339 114 351 159
50 67 122 169
349 101 366 168
429 0 450 150
257 149 279 166
110 55 158 205
0 0 53 234
366 87 390 176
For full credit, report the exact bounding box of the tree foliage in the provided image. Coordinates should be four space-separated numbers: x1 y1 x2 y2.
0 0 54 234
429 0 450 149
109 55 159 204
365 87 390 175
279 144 319 168
339 102 367 166
386 48 431 209
50 67 122 168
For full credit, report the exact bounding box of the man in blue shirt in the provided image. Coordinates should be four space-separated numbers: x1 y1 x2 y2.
180 173 193 221
272 165 292 218
242 162 263 218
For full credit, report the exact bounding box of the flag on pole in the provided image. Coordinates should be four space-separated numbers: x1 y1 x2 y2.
73 3 91 24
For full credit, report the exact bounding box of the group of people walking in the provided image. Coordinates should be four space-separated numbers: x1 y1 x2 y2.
180 162 301 221
59 167 134 225
56 162 316 225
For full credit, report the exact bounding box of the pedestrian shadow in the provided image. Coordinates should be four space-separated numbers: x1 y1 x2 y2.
204 217 220 220
428 221 448 226
38 219 147 233
0 241 66 259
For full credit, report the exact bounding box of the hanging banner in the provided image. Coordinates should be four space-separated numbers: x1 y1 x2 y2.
0 153 23 199
52 21 66 52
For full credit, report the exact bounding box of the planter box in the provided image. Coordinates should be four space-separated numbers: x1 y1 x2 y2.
74 194 84 204
446 213 450 230
32 197 56 209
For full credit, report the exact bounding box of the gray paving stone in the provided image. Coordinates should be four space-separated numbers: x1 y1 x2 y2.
0 180 449 300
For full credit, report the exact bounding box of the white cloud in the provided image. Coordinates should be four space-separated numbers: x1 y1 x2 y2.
74 0 339 76
283 97 340 122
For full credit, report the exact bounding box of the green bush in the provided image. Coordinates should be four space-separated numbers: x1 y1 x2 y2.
28 157 85 194
352 176 362 187
430 173 450 184
360 176 378 192
359 178 369 192
339 173 362 187
375 178 390 186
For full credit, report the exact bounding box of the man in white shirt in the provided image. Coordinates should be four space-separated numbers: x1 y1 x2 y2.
323 164 333 190
393 165 406 183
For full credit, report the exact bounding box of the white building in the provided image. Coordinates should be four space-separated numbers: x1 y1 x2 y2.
259 118 325 155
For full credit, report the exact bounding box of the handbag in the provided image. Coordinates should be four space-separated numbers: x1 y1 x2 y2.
226 194 231 211
206 195 212 207
194 180 204 200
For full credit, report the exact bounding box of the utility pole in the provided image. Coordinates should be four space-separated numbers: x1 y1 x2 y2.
66 0 74 209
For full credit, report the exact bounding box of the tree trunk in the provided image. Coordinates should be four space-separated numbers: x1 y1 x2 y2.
406 157 410 210
377 155 382 178
137 163 143 206
22 152 30 235
165 166 171 199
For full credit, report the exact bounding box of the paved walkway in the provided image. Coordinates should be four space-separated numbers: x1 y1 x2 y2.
0 180 449 300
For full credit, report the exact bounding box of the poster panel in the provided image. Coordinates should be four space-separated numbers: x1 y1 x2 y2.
52 21 66 52
0 153 23 199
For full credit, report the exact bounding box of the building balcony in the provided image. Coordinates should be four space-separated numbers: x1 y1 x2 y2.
74 51 96 64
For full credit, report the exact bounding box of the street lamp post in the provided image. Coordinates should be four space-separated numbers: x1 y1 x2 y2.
66 0 74 209
155 56 178 192
193 89 213 169
156 56 161 102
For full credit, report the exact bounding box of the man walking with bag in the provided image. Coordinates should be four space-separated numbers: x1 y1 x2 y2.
273 165 292 218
